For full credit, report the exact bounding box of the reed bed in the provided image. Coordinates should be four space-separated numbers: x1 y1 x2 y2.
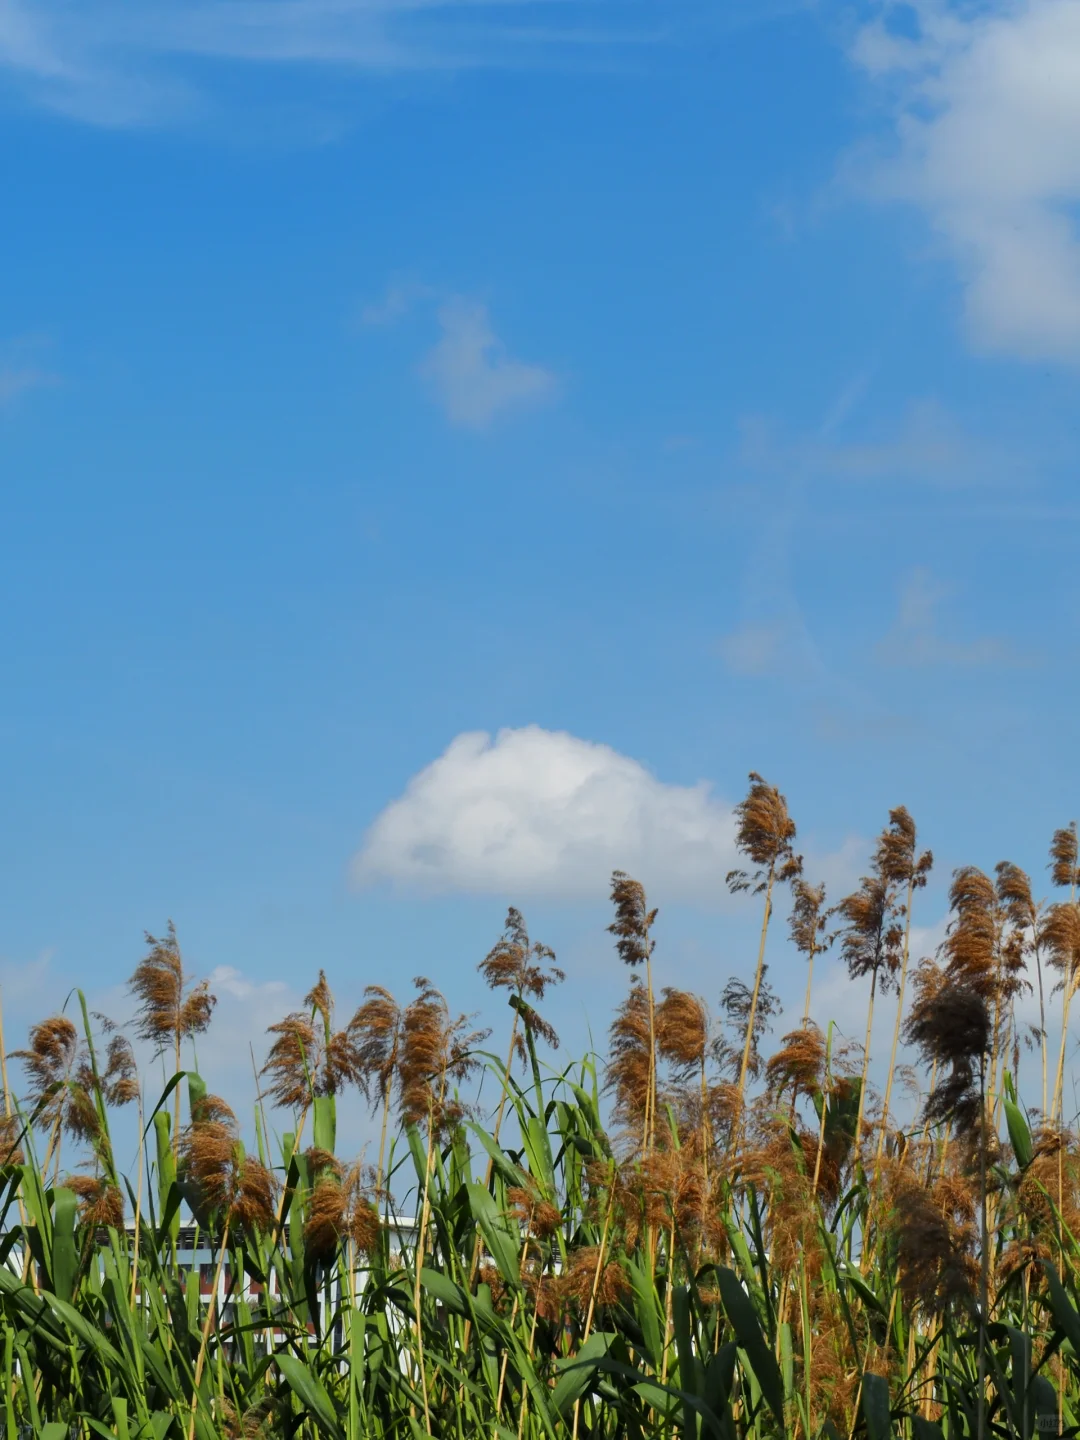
2 777 1080 1440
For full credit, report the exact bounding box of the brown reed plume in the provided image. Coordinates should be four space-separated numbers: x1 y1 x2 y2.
1045 904 1080 1111
607 980 652 1143
875 808 932 1161
100 1031 140 1107
349 986 404 1196
16 1017 99 1178
262 971 362 1115
739 1113 829 1270
129 923 215 1157
564 1245 629 1311
396 979 488 1433
608 872 659 1151
905 866 1002 1440
1051 821 1080 893
726 773 800 1118
181 1093 277 1231
16 1017 86 1127
891 1167 979 1319
15 1012 138 1194
705 973 780 1154
304 1158 381 1266
910 868 1002 1139
656 988 709 1073
656 987 712 1160
714 973 780 1085
396 977 488 1138
985 878 1034 1116
0 1111 24 1169
906 974 992 1140
996 861 1048 1116
181 1092 277 1440
766 1021 826 1108
835 837 905 1157
1045 824 1080 1125
789 879 830 1024
479 908 563 1140
65 1174 125 1231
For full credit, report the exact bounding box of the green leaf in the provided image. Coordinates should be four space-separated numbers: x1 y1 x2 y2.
1045 1265 1080 1359
551 1332 620 1415
703 1344 739 1440
153 1112 179 1246
838 1262 886 1316
186 1071 207 1118
467 1124 530 1190
466 1182 521 1286
672 1284 703 1439
1005 1099 1034 1169
276 1354 344 1440
312 1094 336 1156
716 1266 785 1431
862 1371 892 1440
522 1115 556 1194
626 1254 664 1371
51 1186 78 1304
420 1266 468 1317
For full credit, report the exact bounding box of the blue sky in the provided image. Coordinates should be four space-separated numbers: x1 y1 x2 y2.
2 0 1079 1143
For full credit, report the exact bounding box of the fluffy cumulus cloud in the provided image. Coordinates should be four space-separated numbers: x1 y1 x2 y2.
421 299 558 430
352 726 739 900
852 0 1080 359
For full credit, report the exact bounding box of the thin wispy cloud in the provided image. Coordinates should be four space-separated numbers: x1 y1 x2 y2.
421 297 558 430
716 621 792 677
0 337 58 408
739 399 1020 488
875 566 1035 669
0 0 668 126
360 278 433 328
850 0 1080 361
716 616 822 678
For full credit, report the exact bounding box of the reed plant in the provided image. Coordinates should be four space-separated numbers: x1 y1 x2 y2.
2 796 1080 1440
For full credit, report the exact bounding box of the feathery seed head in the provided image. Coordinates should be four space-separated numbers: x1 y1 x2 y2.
788 880 830 959
1050 822 1080 891
262 973 363 1113
181 1093 277 1233
66 1175 125 1231
129 922 216 1052
479 909 563 1058
608 872 656 968
726 773 800 894
348 986 403 1112
655 988 709 1074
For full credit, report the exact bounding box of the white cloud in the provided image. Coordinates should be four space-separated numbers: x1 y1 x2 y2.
353 726 740 900
875 565 1035 667
851 0 1080 359
421 298 558 430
